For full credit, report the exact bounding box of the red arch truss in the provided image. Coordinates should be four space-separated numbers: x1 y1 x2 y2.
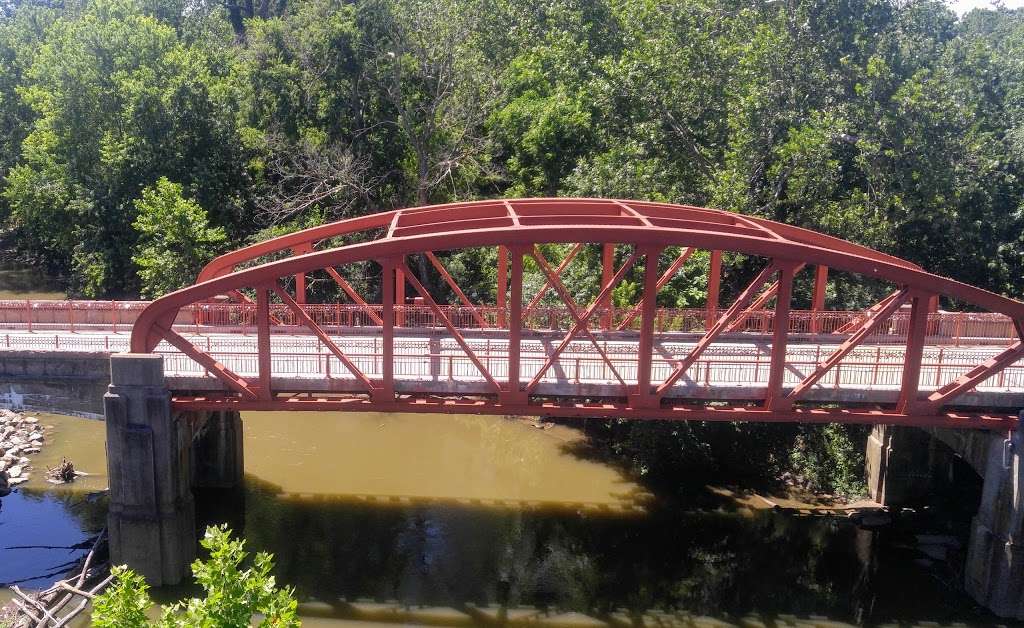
132 199 1024 429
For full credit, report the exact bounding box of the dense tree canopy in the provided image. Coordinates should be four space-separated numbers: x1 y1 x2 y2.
0 0 1021 302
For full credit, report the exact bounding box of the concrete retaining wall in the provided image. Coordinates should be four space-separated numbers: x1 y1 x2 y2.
0 350 110 417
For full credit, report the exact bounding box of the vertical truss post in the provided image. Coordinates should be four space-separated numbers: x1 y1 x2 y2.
294 273 306 305
765 263 796 410
811 265 828 333
502 246 526 405
291 245 310 305
706 250 722 328
395 266 406 327
497 246 508 328
631 246 663 409
256 285 272 400
377 258 396 401
898 293 931 414
602 244 615 330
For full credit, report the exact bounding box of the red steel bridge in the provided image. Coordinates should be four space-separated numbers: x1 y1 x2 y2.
4 199 1023 429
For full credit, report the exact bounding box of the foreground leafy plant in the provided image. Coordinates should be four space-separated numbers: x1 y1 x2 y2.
92 525 299 627
92 566 151 628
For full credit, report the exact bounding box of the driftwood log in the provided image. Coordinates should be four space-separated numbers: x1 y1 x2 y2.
0 528 112 627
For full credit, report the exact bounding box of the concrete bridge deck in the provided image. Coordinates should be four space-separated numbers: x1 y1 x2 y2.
1 328 1022 408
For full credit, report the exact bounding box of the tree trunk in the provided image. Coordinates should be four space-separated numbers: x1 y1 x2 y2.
414 159 436 297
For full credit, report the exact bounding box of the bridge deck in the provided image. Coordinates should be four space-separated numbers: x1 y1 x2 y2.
4 328 1023 409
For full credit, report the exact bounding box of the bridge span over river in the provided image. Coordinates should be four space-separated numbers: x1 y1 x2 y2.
1 198 1022 427
1 198 1023 615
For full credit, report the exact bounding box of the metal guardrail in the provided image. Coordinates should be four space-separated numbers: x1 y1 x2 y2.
2 330 1020 393
0 300 1017 346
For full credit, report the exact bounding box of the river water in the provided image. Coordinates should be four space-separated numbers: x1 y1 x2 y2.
0 410 1004 626
0 260 65 300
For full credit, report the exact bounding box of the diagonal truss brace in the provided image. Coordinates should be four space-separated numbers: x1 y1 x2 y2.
528 246 631 389
398 259 503 394
425 251 490 328
522 244 584 319
157 324 259 400
268 281 377 392
834 290 903 334
525 249 640 394
726 263 806 332
920 318 1024 413
784 288 911 405
616 247 694 331
325 266 383 325
655 262 781 398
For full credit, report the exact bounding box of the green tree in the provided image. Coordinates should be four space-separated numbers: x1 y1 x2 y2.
3 0 245 296
132 177 226 298
363 0 495 206
489 43 595 196
92 525 299 627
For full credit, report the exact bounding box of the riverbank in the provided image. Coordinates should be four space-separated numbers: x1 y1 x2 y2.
0 410 47 493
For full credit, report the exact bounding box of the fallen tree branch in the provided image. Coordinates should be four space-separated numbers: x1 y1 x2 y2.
10 586 57 625
2 527 110 627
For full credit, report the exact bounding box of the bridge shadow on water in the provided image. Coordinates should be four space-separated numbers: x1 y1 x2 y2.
183 415 1004 627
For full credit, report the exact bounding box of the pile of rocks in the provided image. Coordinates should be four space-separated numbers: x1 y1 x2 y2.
0 409 44 495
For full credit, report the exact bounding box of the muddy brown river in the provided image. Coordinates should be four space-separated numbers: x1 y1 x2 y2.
0 409 1005 626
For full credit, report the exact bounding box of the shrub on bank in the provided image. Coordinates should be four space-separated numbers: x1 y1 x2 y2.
92 525 299 627
788 423 868 499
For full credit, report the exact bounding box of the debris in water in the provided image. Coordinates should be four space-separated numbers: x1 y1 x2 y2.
46 457 78 484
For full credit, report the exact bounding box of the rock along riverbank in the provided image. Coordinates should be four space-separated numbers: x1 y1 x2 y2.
0 409 45 495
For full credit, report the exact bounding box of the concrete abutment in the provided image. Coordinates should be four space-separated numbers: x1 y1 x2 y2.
964 426 1024 618
104 353 243 586
866 418 1024 620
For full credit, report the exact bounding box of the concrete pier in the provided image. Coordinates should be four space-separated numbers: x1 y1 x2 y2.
104 354 246 585
192 409 244 489
104 353 195 585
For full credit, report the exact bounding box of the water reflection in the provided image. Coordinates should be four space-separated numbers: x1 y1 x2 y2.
201 479 994 625
0 260 64 300
196 412 996 625
0 490 106 588
0 409 1004 625
222 480 856 617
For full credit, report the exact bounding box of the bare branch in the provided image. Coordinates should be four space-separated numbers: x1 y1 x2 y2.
255 135 377 225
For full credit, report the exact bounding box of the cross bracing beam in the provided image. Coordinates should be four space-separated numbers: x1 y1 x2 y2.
655 263 781 398
527 246 630 389
524 248 640 394
782 289 911 407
